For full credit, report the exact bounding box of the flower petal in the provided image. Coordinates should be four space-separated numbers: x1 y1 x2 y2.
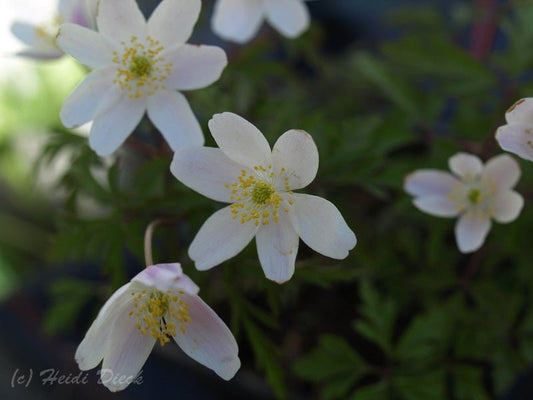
495 123 533 162
172 293 240 380
449 152 484 179
11 21 42 47
491 190 524 223
57 23 112 68
265 0 310 38
147 0 201 48
413 195 460 217
504 98 533 125
146 91 204 151
171 147 249 203
288 194 356 259
132 263 183 292
482 154 521 191
97 0 146 44
211 0 264 44
89 95 146 156
455 212 491 253
60 67 115 128
256 215 299 283
208 112 271 169
404 170 459 197
189 206 258 270
271 129 318 191
164 44 227 91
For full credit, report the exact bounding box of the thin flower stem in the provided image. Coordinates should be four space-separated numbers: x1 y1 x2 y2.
143 217 184 267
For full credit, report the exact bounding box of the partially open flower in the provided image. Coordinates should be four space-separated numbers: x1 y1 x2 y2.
404 153 523 253
76 263 240 391
496 98 533 161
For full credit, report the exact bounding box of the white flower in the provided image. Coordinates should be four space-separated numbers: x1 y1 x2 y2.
496 98 533 161
56 0 227 156
10 0 97 60
404 153 523 253
170 112 356 283
212 0 310 44
76 263 240 392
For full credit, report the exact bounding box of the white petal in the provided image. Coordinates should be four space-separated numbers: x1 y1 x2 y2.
288 194 356 259
169 272 200 295
101 311 155 392
208 112 271 169
172 293 240 380
256 216 299 283
146 91 204 151
413 195 460 217
11 21 42 47
189 206 259 270
171 147 249 203
89 95 146 156
449 153 484 179
148 0 201 48
495 123 533 162
164 44 227 91
505 98 533 125
404 170 459 197
265 0 310 38
271 129 318 191
455 212 492 253
75 284 132 370
57 23 112 68
482 154 521 191
97 0 146 43
60 67 115 128
132 263 183 292
16 48 64 60
212 0 265 44
491 190 524 223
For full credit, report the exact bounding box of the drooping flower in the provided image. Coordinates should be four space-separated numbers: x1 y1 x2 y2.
11 0 97 60
56 0 227 156
496 98 533 161
76 263 240 392
404 152 523 253
171 112 356 283
211 0 310 44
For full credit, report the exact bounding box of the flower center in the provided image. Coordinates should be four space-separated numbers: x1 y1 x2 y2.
130 289 191 346
467 188 482 204
113 36 172 99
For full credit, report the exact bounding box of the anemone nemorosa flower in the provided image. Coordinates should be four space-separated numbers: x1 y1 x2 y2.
496 98 533 162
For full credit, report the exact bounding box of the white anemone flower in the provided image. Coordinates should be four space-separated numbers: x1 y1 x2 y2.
496 98 533 161
76 263 240 392
56 0 227 156
10 0 97 59
404 152 523 253
212 0 310 44
171 112 357 283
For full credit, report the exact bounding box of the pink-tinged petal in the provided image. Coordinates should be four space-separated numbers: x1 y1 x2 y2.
495 123 533 162
97 0 146 43
413 195 460 217
171 147 249 203
455 212 491 253
89 95 146 156
147 0 201 48
132 263 183 292
75 283 132 370
491 190 524 223
57 23 112 68
172 293 240 380
101 310 155 392
169 273 200 295
147 91 204 151
404 170 459 197
482 154 521 191
265 0 310 39
164 44 227 91
60 67 115 128
449 153 484 179
288 194 356 259
271 129 318 191
208 112 271 169
256 216 299 283
189 206 259 270
212 0 264 44
504 98 533 125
